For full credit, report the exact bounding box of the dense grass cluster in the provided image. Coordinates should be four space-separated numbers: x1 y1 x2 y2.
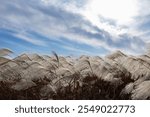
0 49 150 100
0 75 133 100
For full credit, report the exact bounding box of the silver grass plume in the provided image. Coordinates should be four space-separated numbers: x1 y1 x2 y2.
52 51 59 68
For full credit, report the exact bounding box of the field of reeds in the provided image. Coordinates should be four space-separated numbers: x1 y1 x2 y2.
0 49 150 100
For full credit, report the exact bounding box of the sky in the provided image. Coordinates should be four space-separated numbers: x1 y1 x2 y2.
0 0 149 56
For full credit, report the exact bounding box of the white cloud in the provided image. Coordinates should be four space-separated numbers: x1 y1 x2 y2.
13 33 47 46
84 0 138 25
62 45 92 55
0 0 148 55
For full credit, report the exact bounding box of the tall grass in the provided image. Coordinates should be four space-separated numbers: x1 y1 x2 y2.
0 49 150 100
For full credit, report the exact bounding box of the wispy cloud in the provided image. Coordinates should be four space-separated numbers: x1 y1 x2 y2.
61 45 92 55
13 33 47 46
0 0 149 55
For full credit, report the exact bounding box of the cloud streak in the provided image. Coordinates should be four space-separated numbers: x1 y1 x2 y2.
0 0 148 55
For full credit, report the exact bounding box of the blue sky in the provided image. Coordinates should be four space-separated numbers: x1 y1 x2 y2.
0 0 149 56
